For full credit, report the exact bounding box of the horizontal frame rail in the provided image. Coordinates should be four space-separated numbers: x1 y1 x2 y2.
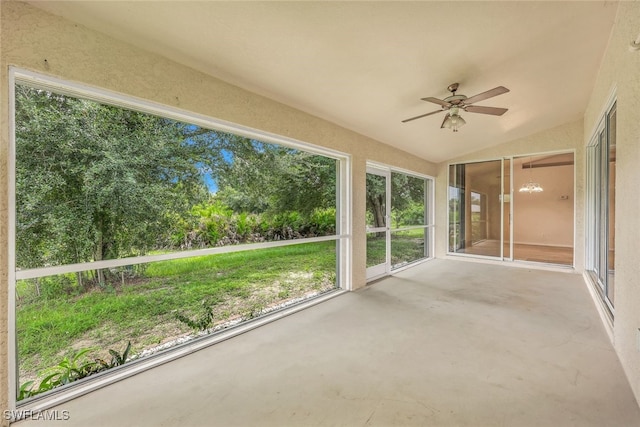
17 234 348 280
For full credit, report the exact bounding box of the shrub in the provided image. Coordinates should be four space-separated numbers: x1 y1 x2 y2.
309 207 336 235
19 342 132 400
164 200 337 249
393 202 425 227
174 300 215 331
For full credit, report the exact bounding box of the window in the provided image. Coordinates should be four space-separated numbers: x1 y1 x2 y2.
586 100 616 314
9 70 349 407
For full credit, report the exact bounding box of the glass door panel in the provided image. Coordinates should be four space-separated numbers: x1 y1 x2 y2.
512 154 574 265
448 160 503 258
366 168 390 279
390 172 429 270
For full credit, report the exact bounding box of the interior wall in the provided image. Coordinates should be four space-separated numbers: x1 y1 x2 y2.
435 119 584 266
512 162 574 247
582 1 640 406
0 2 438 420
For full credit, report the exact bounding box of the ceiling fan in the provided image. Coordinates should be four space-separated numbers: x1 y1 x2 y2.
402 83 509 132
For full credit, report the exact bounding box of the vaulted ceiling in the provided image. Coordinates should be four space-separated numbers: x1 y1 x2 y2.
32 1 619 163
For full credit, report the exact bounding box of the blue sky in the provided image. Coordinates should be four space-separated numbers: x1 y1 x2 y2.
196 149 234 193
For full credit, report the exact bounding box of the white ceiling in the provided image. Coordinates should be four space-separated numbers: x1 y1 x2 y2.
31 1 619 163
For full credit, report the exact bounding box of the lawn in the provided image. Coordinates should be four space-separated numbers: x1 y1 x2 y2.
16 241 337 385
366 228 428 268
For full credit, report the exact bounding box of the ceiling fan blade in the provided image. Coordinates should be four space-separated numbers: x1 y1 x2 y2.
401 109 444 123
420 97 451 107
463 86 509 105
465 105 508 116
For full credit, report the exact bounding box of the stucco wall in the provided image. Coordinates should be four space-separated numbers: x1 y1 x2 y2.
0 1 437 419
435 119 584 270
583 1 640 405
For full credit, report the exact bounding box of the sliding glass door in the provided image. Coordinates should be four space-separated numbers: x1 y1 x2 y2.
448 160 509 259
449 154 576 266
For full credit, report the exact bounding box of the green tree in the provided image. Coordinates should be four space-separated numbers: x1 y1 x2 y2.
367 173 426 229
391 173 426 227
366 174 387 230
15 85 208 275
191 134 337 215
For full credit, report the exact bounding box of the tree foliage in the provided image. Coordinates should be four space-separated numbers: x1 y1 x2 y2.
15 85 207 268
366 172 426 229
189 133 337 214
15 85 338 272
391 173 426 226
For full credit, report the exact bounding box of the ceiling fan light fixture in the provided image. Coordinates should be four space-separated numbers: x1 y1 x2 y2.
443 113 466 132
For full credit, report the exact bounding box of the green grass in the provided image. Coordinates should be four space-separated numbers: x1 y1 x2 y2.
391 229 428 268
367 228 428 269
17 241 336 385
366 233 386 267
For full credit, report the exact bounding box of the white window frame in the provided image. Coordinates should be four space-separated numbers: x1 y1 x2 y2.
8 67 352 415
585 88 617 318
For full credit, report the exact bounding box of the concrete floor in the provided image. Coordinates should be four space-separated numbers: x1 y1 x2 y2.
18 259 640 426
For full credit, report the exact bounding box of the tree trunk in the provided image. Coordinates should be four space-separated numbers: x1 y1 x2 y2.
367 195 386 238
373 195 386 229
367 195 386 229
95 220 105 286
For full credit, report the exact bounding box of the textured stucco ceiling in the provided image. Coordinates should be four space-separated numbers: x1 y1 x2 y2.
32 1 619 163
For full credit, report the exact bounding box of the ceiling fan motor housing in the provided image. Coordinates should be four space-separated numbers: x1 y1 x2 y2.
444 94 467 106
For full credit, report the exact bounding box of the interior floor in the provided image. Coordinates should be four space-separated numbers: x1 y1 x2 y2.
457 240 574 265
16 259 639 426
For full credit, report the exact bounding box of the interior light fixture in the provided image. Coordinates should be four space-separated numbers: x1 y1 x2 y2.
442 107 466 132
519 157 543 193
